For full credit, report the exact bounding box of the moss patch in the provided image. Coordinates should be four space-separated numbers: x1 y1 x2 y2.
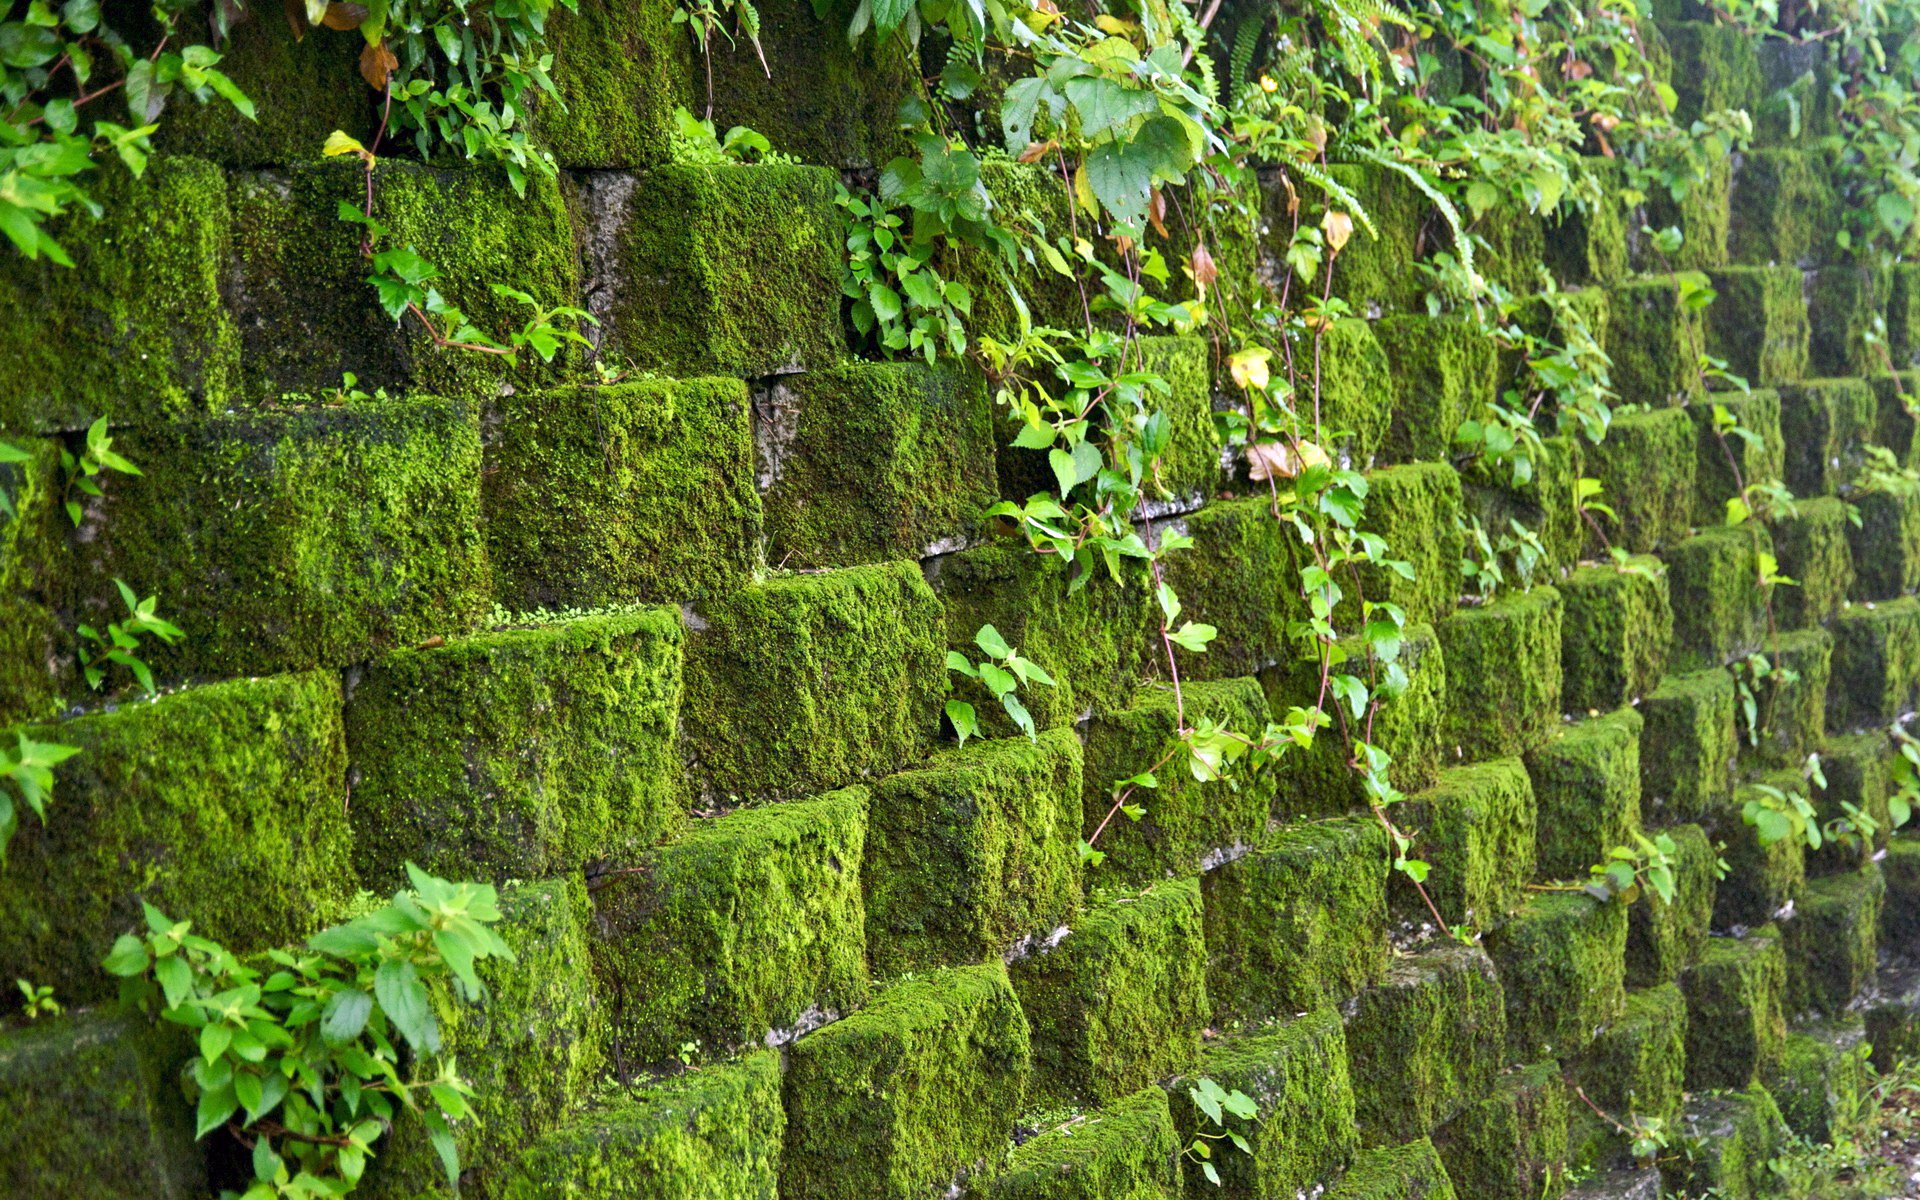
1680 928 1787 1091
535 0 688 167
157 19 376 166
1431 1062 1569 1200
1782 864 1884 1017
1662 1086 1790 1200
1814 732 1894 877
1603 278 1705 405
1807 262 1892 378
1396 759 1535 930
1827 596 1920 731
983 1089 1179 1200
1704 268 1808 387
1323 1138 1457 1200
1558 558 1673 713
1461 434 1583 576
1664 21 1763 126
1485 892 1628 1063
1744 626 1831 769
1778 377 1878 497
0 437 65 724
1353 462 1465 630
1308 162 1432 316
1772 1022 1871 1145
1769 496 1855 628
1626 823 1717 988
1639 669 1738 824
1159 496 1309 682
1884 837 1920 949
1690 388 1786 527
1525 707 1643 880
1728 149 1839 268
1570 983 1687 1128
1438 586 1563 760
1344 943 1507 1146
1583 406 1698 556
1664 525 1771 671
1375 315 1497 464
1717 771 1809 928
1846 485 1920 601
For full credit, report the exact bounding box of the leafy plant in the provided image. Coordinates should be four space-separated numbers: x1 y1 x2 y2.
669 106 784 165
58 415 138 525
76 578 184 694
14 977 59 1020
1182 1076 1258 1186
104 865 514 1199
1584 832 1683 906
944 623 1055 745
0 730 79 863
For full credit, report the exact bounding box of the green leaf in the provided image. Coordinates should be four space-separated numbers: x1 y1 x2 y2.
945 699 978 747
374 959 432 1051
321 988 374 1047
973 624 1012 659
101 934 150 977
155 952 193 1010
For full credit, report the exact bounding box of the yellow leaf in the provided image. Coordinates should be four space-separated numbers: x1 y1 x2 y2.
1228 346 1271 392
1093 13 1135 34
1072 163 1098 220
1247 439 1329 482
1321 210 1354 255
322 130 369 159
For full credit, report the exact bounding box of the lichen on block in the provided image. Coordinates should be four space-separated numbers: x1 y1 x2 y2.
1827 597 1920 731
1663 525 1771 671
0 672 352 1001
1569 983 1687 1130
781 962 1032 1200
1484 892 1628 1062
1322 1138 1458 1200
1777 377 1878 497
1558 558 1673 713
1525 707 1643 880
494 1051 784 1200
1728 148 1839 268
1166 1009 1359 1198
484 378 762 608
1374 315 1497 464
1437 586 1563 760
1769 496 1855 628
1690 387 1786 527
1395 760 1536 930
681 561 944 803
76 396 490 682
581 164 845 378
1680 928 1787 1090
345 608 685 887
590 788 870 1066
865 731 1081 976
1202 817 1389 1020
1581 406 1697 553
1603 278 1705 405
979 1087 1181 1200
1703 268 1808 388
1638 669 1738 824
1431 1062 1569 1200
1625 823 1717 988
1781 863 1884 1016
1012 877 1208 1105
1772 1021 1871 1144
1343 943 1507 1146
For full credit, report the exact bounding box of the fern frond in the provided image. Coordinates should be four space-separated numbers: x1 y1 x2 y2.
1354 147 1474 278
1293 159 1379 239
1230 13 1264 98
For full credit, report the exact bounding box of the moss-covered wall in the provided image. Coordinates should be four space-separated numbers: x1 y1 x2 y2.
6 7 1920 1200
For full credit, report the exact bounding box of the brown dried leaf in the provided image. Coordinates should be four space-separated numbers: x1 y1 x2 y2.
1191 242 1217 287
1017 138 1058 165
1147 187 1168 239
359 38 398 90
322 1 368 30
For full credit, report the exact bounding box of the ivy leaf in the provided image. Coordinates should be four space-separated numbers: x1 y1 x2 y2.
155 952 193 1010
1167 621 1217 653
945 699 978 747
374 959 431 1051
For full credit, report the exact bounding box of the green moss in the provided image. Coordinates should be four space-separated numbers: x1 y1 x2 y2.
929 543 1154 733
1202 817 1389 1019
681 561 944 803
484 378 759 607
1525 707 1644 880
1312 163 1432 316
1396 759 1536 930
1 672 351 1000
1485 892 1628 1062
1136 336 1225 505
589 788 870 1066
1439 586 1563 759
1778 377 1878 496
1582 407 1697 554
1782 864 1884 1016
961 161 1082 343
1603 278 1705 405
1744 627 1831 769
1375 316 1497 464
0 437 65 724
1313 318 1394 462
1692 388 1787 528
1626 823 1716 988
782 962 1031 1200
980 1087 1180 1200
1324 1138 1457 1200
1769 496 1855 628
1166 1009 1358 1198
1884 837 1920 948
1664 22 1763 127
1662 1086 1790 1200
1870 370 1920 464
1865 966 1920 1073
1571 983 1687 1129
763 361 997 568
1846 485 1920 601
1644 153 1733 273
1891 265 1920 369
74 396 489 681
1772 1021 1871 1144
536 0 688 168
1664 525 1772 671
495 1051 783 1200
586 164 845 377
1827 596 1920 731
1355 462 1466 630
1012 878 1207 1105
1680 928 1787 1090
1813 732 1894 876
156 16 375 165
1718 771 1809 928
1705 269 1809 388
1755 40 1843 148
1462 433 1583 576
1159 496 1308 682
344 609 684 887
1808 262 1892 378
1431 1062 1569 1200
1474 204 1548 296
1559 558 1672 714
1082 678 1275 882
0 1011 203 1198
1638 669 1738 823
1344 943 1507 1146
866 731 1083 977
0 154 236 433
368 877 608 1198
1728 149 1839 268
1546 163 1631 286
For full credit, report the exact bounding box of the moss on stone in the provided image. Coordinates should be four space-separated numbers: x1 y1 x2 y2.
1626 823 1717 988
1680 928 1787 1090
1431 1062 1569 1200
1638 669 1738 824
1664 22 1763 127
1603 278 1705 405
495 1051 783 1200
1571 983 1687 1128
1485 892 1628 1062
1870 370 1920 464
1865 965 1920 1074
1755 40 1843 148
1808 262 1892 378
1525 707 1644 880
1375 315 1497 464
0 1010 203 1199
590 788 870 1066
980 1087 1180 1200
1884 837 1920 949
1132 336 1225 507
584 164 844 378
1704 268 1808 388
1344 943 1507 1146
1166 1009 1358 1198
1846 485 1920 601
1769 496 1855 628
156 16 375 165
485 378 760 608
345 608 684 887
1728 149 1839 268
1463 432 1584 576
1782 864 1884 1016
1644 151 1734 274
0 154 236 433
1474 205 1549 296
1717 771 1809 928
1159 497 1308 682
0 436 65 724
1558 558 1673 713
1662 1086 1790 1200
1772 1021 1871 1145
1354 461 1465 630
1396 760 1535 930
1316 318 1394 463
77 396 489 682
1691 388 1786 527
781 962 1031 1200
1546 163 1631 286
1664 525 1772 671
1012 877 1208 1106
1778 377 1878 497
866 731 1083 977
1582 407 1697 554
1744 626 1831 769
535 0 687 168
1311 162 1432 316
1323 1138 1457 1200
1891 267 1920 369
681 561 944 803
1 672 351 1000
1202 817 1389 1020
1827 596 1920 731
1813 732 1894 877
1439 586 1563 760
